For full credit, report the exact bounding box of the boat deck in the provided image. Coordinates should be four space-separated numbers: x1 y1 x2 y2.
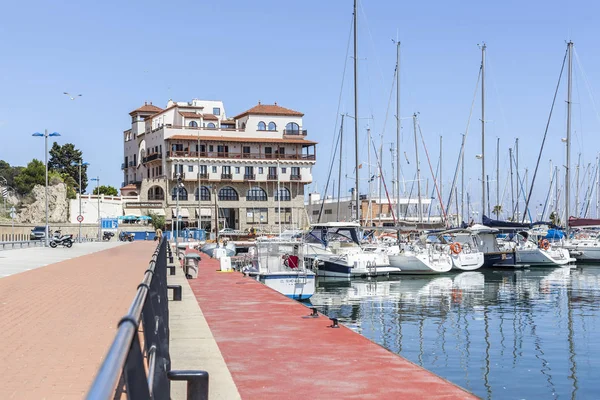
187 251 477 399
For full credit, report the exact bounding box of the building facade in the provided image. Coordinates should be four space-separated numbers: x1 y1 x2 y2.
121 99 317 232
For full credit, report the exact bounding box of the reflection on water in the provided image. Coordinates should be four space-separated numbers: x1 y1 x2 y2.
309 266 600 399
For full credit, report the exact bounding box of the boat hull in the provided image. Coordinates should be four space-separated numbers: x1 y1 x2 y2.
562 243 600 262
516 248 575 266
451 252 485 271
482 251 517 268
388 253 452 274
259 273 316 300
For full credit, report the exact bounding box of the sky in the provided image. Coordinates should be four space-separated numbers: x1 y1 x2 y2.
1 0 600 221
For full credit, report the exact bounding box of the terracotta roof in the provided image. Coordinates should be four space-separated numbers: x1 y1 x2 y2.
167 135 317 145
179 112 219 121
129 103 163 115
233 103 304 119
120 184 137 190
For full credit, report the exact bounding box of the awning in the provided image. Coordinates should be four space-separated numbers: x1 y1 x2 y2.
123 209 142 217
171 208 190 218
196 208 213 217
153 209 166 216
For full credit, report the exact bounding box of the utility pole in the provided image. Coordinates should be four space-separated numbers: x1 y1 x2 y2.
481 42 487 222
566 41 573 232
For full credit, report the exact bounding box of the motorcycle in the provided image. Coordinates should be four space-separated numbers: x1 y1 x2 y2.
119 232 135 242
103 231 115 241
49 231 74 248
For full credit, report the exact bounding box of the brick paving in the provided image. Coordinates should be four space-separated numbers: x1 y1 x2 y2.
0 241 155 399
189 253 477 400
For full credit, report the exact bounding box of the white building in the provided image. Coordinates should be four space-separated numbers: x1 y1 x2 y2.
121 99 317 232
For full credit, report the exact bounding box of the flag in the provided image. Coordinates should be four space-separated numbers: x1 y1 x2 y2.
358 164 363 169
1 187 8 198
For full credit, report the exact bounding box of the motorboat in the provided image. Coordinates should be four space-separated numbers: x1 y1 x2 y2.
242 240 315 300
561 230 600 263
303 222 400 278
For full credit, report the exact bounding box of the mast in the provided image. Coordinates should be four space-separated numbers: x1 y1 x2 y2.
516 138 520 220
440 135 443 218
509 147 515 220
461 134 465 223
566 40 573 231
353 0 360 222
395 39 401 223
336 115 344 220
413 113 423 223
481 42 487 221
367 127 372 225
597 154 599 218
555 165 559 218
496 137 500 218
575 153 581 218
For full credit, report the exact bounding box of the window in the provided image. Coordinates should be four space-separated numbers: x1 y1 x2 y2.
275 207 292 224
174 164 184 175
241 122 246 129
234 167 240 174
199 165 207 174
312 210 319 215
258 121 266 131
324 209 333 215
281 167 287 174
278 147 285 155
217 145 229 154
245 166 254 176
148 186 164 200
213 107 221 116
275 188 291 201
212 166 217 173
196 144 206 153
264 147 272 158
247 186 267 201
291 167 300 176
268 122 276 131
246 208 268 224
219 186 239 201
243 146 251 156
195 186 211 201
209 145 214 152
171 186 188 201
285 122 300 132
258 167 264 174
222 166 231 174
207 122 216 129
188 166 194 172
172 144 183 152
189 121 198 127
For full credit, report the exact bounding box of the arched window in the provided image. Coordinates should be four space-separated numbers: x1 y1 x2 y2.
258 121 266 131
207 122 216 129
148 186 165 201
171 186 188 201
218 186 239 201
189 121 198 127
268 122 276 131
285 122 299 133
246 186 267 201
195 186 211 201
274 187 291 201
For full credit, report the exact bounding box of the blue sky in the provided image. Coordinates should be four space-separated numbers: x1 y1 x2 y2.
1 0 599 219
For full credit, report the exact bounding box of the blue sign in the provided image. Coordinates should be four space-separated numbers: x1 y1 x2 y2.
101 218 119 230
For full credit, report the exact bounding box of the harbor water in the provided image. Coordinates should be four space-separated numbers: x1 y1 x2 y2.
309 266 600 399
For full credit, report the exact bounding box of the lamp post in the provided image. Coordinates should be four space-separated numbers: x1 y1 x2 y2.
175 172 182 250
32 130 61 247
90 177 100 240
71 160 89 243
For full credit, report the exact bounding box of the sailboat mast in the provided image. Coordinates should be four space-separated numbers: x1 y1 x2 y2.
566 40 573 231
367 127 372 225
413 113 423 223
509 147 515 219
461 134 465 223
481 42 487 221
496 137 500 217
516 138 520 220
395 40 401 223
575 153 581 218
440 135 443 217
336 115 344 220
353 0 360 223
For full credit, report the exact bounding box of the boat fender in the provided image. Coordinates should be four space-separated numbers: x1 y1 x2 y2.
450 242 462 255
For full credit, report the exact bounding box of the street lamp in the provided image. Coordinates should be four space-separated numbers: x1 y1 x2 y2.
90 177 101 240
71 160 89 243
174 172 182 251
32 130 61 247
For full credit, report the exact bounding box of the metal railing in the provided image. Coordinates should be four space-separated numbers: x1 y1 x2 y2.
0 240 45 250
86 238 207 400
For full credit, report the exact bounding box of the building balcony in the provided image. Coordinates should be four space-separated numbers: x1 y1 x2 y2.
283 129 308 136
290 174 302 181
143 153 162 163
128 161 136 167
148 194 165 201
221 173 233 180
267 174 278 180
244 174 256 181
199 173 209 179
121 163 126 170
166 150 315 161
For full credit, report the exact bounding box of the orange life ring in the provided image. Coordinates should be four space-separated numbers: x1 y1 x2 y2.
539 239 550 251
450 242 462 254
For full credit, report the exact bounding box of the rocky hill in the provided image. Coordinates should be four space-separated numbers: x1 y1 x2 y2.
17 183 69 223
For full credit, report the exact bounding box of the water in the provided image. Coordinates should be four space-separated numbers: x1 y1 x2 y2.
309 266 600 399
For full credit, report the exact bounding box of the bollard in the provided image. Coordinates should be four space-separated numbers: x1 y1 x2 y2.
168 370 209 400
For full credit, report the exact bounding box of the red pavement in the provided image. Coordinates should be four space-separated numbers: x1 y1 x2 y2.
0 242 156 400
189 254 477 400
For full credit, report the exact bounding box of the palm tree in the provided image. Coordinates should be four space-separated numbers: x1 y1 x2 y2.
492 205 503 218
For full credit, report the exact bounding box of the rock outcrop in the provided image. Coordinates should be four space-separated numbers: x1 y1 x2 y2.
17 183 69 223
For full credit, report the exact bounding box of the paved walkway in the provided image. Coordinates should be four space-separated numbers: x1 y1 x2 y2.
0 241 155 399
189 254 477 400
0 241 124 278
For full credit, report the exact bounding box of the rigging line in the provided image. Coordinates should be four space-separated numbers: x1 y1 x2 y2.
581 163 597 217
574 49 600 137
317 126 343 223
446 65 482 214
369 137 396 223
358 0 387 92
522 47 568 223
486 53 511 144
403 173 417 220
540 168 556 221
418 123 447 223
573 56 584 157
427 158 440 221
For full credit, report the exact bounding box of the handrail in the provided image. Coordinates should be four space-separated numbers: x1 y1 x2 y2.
0 240 45 250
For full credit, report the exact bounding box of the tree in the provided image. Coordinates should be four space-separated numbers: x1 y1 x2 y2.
0 160 23 188
492 205 503 218
549 211 561 227
13 159 46 194
93 185 118 196
48 142 88 193
148 211 165 231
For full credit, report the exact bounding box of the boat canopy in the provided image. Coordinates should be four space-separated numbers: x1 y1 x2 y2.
569 217 600 227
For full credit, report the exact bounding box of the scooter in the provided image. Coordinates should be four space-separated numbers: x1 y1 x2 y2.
119 232 135 242
103 231 115 241
49 230 74 248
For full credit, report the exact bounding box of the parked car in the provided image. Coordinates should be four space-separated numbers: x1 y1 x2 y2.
30 226 48 240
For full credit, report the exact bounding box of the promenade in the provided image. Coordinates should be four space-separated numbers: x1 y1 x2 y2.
0 241 155 399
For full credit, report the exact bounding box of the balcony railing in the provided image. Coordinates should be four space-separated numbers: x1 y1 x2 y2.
221 173 232 180
128 161 136 167
143 153 162 163
283 129 308 136
290 174 302 181
121 163 126 170
244 174 256 181
199 173 209 179
166 150 315 161
148 194 165 201
267 174 278 180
